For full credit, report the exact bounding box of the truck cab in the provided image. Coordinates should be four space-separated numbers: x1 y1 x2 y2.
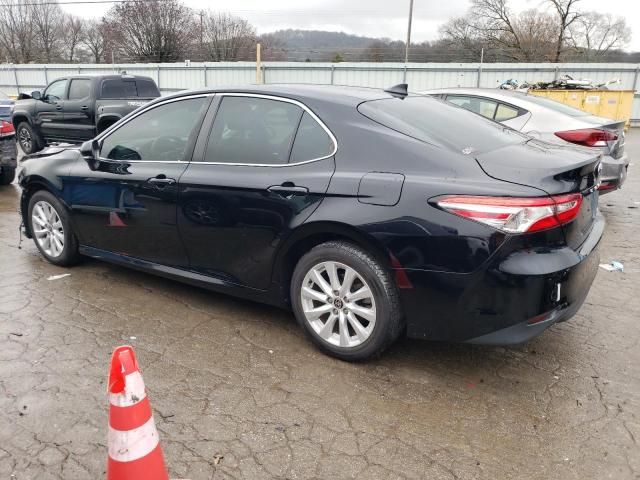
13 74 161 154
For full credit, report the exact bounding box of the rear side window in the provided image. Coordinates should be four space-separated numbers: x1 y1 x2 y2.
358 96 527 154
101 79 138 98
290 112 334 162
68 79 91 100
100 97 208 161
205 96 303 165
447 95 497 120
495 103 520 121
137 79 160 97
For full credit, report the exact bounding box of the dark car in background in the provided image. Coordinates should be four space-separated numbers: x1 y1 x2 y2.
13 74 160 154
18 85 603 360
0 119 17 185
0 90 15 123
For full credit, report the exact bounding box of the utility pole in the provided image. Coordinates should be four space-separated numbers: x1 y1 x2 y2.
256 43 262 84
404 0 414 64
199 10 204 58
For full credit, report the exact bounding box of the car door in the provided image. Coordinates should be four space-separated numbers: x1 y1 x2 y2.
177 94 337 290
37 78 68 140
66 94 212 267
63 78 95 141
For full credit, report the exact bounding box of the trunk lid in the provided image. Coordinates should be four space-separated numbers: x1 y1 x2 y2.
476 139 601 249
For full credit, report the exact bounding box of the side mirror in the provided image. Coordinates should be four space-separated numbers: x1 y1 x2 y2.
31 91 41 100
80 139 101 170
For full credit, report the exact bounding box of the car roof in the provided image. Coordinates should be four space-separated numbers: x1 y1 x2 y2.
164 84 400 107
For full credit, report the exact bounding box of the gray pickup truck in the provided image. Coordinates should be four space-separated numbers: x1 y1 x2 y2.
13 74 161 154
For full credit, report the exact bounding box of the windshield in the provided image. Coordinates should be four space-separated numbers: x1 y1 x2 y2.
520 94 590 117
358 96 528 155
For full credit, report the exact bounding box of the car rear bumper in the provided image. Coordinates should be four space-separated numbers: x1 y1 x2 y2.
599 152 629 193
0 135 17 169
397 213 604 344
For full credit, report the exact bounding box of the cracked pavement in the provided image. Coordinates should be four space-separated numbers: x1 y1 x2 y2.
1 132 639 480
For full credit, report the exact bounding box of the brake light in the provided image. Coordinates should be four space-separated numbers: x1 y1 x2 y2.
436 194 583 233
0 120 14 137
555 128 617 147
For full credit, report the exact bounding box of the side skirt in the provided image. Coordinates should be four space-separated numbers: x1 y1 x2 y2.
78 245 286 308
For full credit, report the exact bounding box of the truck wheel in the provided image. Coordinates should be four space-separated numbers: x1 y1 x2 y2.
0 167 16 185
17 122 43 155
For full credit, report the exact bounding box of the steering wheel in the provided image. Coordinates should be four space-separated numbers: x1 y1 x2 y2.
149 136 184 161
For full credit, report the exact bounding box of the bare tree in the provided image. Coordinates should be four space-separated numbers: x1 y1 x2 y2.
0 0 35 63
31 0 64 62
202 12 256 61
105 0 195 62
569 12 630 60
81 19 106 63
61 15 83 62
545 0 582 62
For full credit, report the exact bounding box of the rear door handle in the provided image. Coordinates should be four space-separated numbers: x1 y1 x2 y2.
55 104 63 111
80 106 89 111
267 184 309 196
148 176 176 186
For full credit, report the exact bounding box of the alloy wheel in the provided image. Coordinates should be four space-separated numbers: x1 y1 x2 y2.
19 127 32 152
300 261 377 348
32 200 64 258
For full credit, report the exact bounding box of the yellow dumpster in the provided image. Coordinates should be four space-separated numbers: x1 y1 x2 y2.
529 89 635 128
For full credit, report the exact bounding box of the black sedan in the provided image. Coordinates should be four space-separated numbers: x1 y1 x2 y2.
18 85 603 360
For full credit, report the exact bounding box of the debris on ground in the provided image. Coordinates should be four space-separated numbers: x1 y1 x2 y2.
47 273 71 281
599 261 624 272
213 454 224 465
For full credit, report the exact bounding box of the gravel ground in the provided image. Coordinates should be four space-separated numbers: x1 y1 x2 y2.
0 132 639 480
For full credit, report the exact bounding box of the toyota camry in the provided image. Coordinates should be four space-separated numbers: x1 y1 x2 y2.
19 84 603 360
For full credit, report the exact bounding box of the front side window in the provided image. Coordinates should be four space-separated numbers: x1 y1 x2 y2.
100 97 208 162
447 95 498 120
44 80 67 101
68 79 92 100
205 96 302 165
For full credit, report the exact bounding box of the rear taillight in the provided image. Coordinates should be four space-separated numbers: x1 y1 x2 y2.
436 194 583 233
555 128 617 147
0 120 14 137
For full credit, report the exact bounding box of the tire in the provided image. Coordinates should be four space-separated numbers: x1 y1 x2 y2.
17 122 43 155
291 241 403 361
27 190 81 266
0 167 15 185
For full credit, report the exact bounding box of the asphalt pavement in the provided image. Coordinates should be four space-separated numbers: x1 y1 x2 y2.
1 132 639 479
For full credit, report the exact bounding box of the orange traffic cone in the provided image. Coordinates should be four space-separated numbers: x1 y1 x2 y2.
107 345 169 480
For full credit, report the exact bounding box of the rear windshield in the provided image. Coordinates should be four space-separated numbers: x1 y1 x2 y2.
519 93 589 117
358 96 527 154
100 78 160 99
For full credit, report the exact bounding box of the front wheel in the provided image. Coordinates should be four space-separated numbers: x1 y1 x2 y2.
0 167 15 185
291 241 403 361
27 190 81 266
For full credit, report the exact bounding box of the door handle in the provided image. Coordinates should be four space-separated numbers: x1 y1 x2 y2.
148 176 176 186
267 184 309 196
55 104 63 111
80 106 89 111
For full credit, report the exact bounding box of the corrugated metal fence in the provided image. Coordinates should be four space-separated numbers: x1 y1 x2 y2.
1 61 638 123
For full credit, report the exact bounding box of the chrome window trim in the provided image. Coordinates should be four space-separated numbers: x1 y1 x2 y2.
95 91 338 167
194 92 338 167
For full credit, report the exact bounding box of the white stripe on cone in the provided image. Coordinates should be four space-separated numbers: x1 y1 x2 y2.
109 371 147 407
108 416 160 462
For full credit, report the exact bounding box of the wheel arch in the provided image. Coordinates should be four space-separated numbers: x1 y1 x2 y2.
96 114 122 133
272 221 393 306
20 177 66 238
12 113 31 129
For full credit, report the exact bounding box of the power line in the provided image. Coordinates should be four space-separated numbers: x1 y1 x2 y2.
1 0 172 6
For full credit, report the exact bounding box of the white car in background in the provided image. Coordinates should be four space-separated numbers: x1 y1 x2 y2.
422 88 629 193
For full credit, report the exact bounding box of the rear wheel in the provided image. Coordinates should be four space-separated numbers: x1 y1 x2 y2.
27 190 81 266
17 122 43 155
291 241 403 361
0 167 15 185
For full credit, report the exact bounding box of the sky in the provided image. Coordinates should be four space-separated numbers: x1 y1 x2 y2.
61 0 640 51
